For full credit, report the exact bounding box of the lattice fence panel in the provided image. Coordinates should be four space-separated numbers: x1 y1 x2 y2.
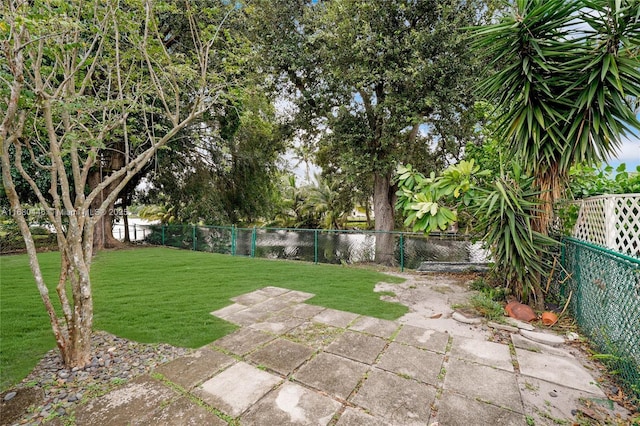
573 194 640 258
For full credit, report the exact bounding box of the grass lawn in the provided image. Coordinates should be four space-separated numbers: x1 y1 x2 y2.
0 247 406 391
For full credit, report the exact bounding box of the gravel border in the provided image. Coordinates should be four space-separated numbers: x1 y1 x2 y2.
4 331 189 425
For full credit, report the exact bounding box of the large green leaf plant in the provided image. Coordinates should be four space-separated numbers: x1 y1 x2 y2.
396 161 557 305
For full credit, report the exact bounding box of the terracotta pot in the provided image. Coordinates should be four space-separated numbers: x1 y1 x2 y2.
541 311 558 326
505 301 537 322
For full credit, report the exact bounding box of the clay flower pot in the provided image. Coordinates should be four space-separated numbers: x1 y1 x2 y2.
505 301 537 322
541 311 558 326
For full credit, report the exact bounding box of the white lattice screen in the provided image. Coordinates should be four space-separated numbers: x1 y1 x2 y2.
572 194 640 258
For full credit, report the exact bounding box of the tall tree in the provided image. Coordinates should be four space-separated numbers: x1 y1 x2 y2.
472 0 640 308
247 0 495 264
473 0 640 233
1 0 232 367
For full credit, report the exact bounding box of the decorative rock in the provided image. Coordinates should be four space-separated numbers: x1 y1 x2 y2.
488 321 519 333
566 332 580 341
452 311 482 324
504 317 535 331
520 329 565 347
4 391 17 401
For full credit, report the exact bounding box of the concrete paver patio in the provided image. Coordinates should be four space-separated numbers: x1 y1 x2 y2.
56 280 631 425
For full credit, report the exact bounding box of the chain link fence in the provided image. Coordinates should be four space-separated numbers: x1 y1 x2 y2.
556 237 640 398
141 224 489 271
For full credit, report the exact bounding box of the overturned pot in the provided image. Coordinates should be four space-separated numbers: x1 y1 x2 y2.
541 311 558 326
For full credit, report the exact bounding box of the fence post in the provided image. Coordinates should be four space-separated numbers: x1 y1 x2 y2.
231 225 236 256
133 224 137 241
251 226 257 258
400 232 404 272
161 225 165 245
314 229 319 264
192 225 197 251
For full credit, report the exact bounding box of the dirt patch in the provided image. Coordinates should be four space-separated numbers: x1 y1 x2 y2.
375 271 491 340
1 387 43 426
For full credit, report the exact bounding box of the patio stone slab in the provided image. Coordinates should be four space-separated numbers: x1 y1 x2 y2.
196 362 282 417
231 290 272 306
219 306 272 326
393 324 449 353
239 381 341 426
515 348 604 395
210 303 247 319
375 342 444 386
286 304 327 319
326 330 387 364
312 308 360 328
450 337 514 372
348 316 400 339
73 376 177 425
294 352 369 400
154 348 236 390
517 376 606 425
436 391 526 426
277 290 315 303
351 368 436 426
444 358 523 413
285 322 344 348
246 338 315 376
136 396 226 426
210 328 275 356
335 407 390 426
251 297 294 315
249 314 305 335
260 286 291 297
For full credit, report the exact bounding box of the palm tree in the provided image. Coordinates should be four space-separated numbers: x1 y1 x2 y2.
472 0 640 308
474 0 640 231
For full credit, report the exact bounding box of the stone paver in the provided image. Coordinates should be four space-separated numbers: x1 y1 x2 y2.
375 342 445 386
135 396 227 426
335 407 390 426
326 330 387 364
312 308 360 328
60 285 622 426
196 362 282 417
294 352 369 400
351 368 436 426
73 376 177 425
393 324 449 353
436 391 526 426
240 381 341 425
248 314 305 335
349 316 400 339
154 348 236 390
210 327 275 356
450 337 514 372
516 348 605 395
246 338 315 376
444 358 523 413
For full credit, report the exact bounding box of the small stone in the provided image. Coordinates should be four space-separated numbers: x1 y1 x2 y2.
488 321 519 333
566 332 580 341
452 311 482 324
4 391 17 401
520 329 565 347
571 409 578 416
67 395 78 402
549 391 558 397
58 371 69 379
610 386 619 394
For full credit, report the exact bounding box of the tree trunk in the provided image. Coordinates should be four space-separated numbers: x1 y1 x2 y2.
123 207 131 243
373 172 396 265
88 170 123 250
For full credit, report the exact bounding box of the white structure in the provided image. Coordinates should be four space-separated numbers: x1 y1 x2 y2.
572 194 640 258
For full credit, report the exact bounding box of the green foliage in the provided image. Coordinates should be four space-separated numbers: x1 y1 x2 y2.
471 0 640 239
395 161 488 233
396 161 558 305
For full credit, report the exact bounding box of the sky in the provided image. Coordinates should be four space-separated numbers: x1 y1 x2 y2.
609 127 640 171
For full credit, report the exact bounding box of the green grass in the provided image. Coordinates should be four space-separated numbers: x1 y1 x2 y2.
0 247 406 390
